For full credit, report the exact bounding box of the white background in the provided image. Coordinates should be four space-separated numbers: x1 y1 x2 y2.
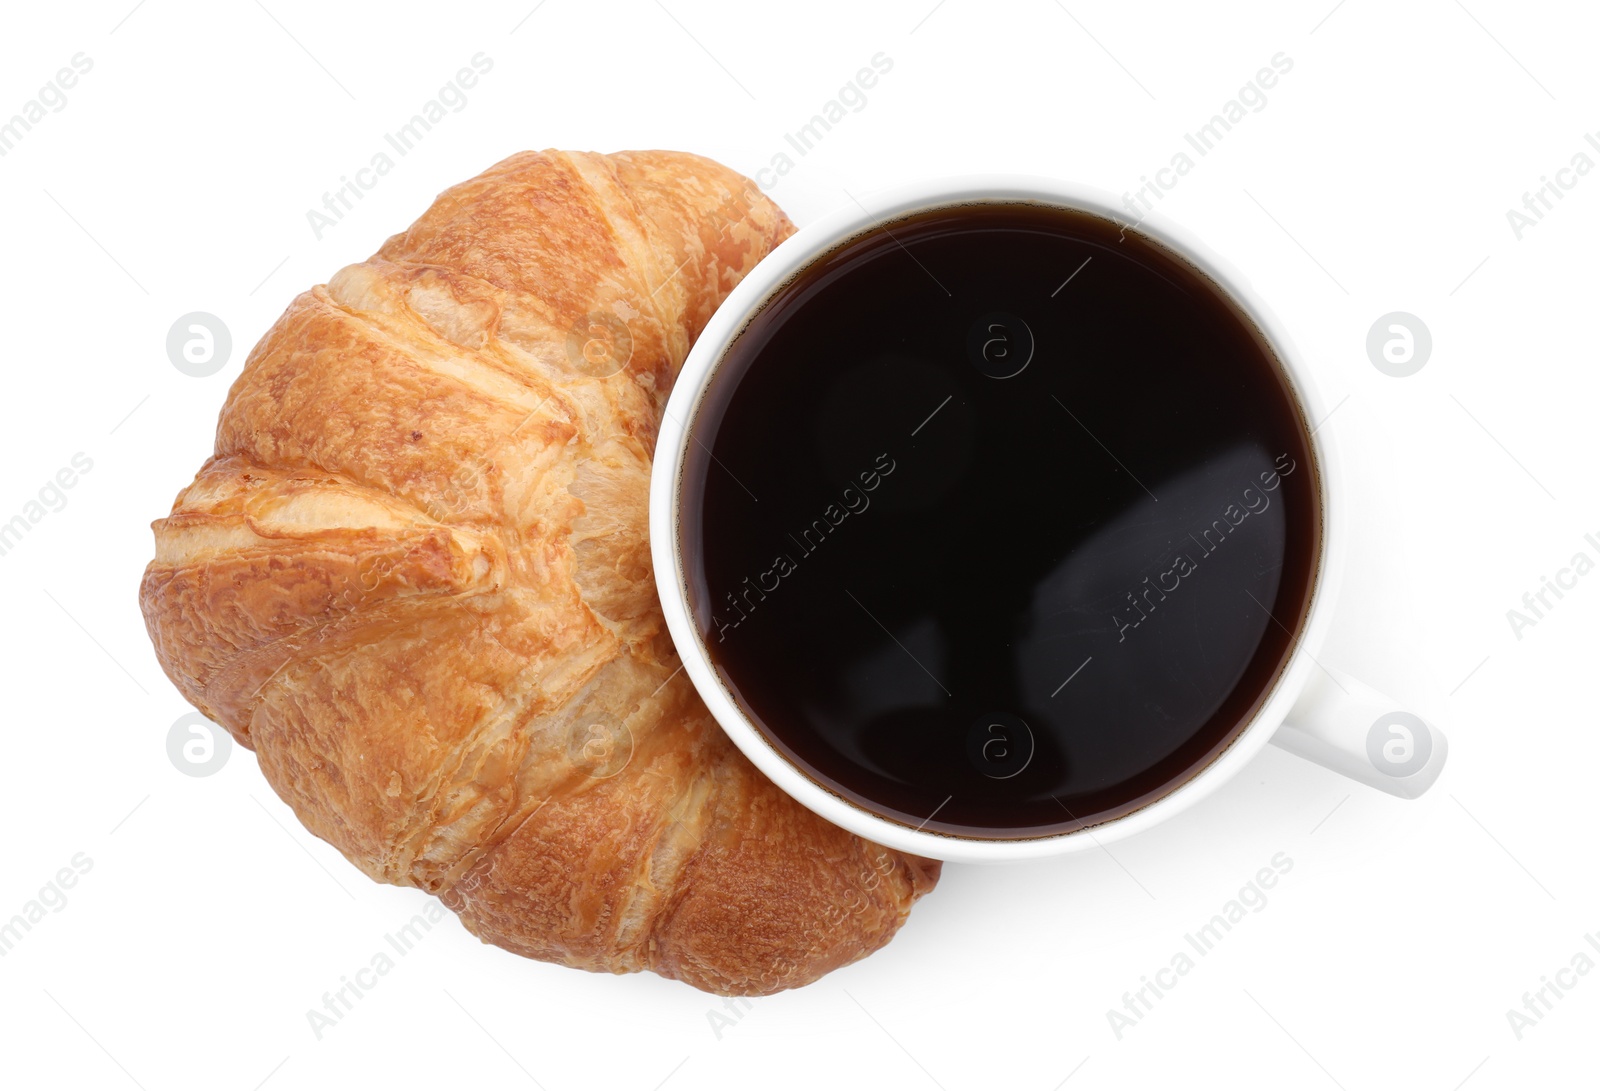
1 1 1595 1088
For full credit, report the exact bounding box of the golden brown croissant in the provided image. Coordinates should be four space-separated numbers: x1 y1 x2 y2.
139 149 938 995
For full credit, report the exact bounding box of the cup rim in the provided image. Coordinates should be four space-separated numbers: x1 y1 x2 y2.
649 173 1347 862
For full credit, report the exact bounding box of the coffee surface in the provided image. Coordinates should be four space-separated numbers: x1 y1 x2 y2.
680 203 1320 838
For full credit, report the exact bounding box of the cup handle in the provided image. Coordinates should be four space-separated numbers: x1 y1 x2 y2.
1269 667 1447 798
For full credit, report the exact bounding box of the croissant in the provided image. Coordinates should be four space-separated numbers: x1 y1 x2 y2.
139 149 939 995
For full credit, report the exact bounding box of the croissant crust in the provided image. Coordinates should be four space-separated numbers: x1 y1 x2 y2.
139 149 939 995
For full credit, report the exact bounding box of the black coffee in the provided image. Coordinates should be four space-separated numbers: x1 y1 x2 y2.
678 203 1320 839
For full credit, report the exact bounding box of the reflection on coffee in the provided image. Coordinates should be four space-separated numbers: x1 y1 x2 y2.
679 203 1321 838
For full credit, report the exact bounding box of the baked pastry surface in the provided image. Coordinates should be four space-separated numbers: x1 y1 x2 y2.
139 149 939 995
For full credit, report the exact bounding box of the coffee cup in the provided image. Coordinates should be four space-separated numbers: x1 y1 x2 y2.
650 175 1446 862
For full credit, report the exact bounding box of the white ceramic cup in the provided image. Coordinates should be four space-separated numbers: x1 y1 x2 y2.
650 175 1446 863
